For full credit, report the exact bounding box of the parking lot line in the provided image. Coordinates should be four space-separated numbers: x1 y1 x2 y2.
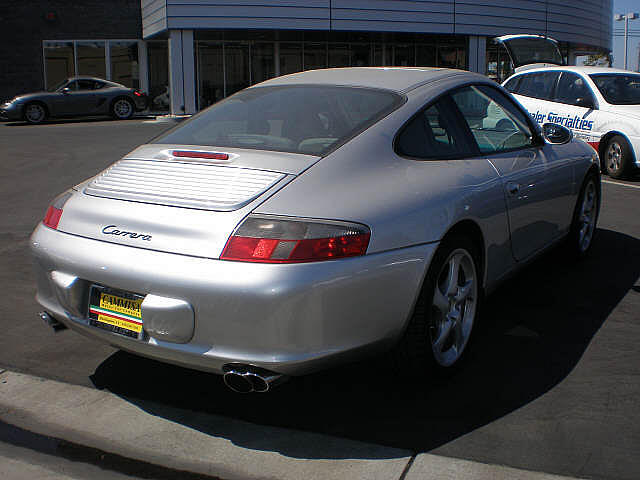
602 179 640 189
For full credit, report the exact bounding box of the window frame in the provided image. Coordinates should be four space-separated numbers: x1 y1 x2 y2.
447 83 545 157
393 94 477 161
553 71 597 108
507 71 560 102
394 82 544 161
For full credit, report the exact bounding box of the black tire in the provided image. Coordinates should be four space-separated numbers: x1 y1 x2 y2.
111 97 135 120
566 171 600 259
23 102 47 124
604 135 634 179
395 234 482 376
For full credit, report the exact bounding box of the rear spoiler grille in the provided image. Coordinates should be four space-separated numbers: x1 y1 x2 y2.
84 159 285 211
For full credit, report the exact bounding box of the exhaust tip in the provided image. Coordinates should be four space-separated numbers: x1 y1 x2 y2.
39 311 67 332
223 371 253 393
222 364 287 393
244 372 269 393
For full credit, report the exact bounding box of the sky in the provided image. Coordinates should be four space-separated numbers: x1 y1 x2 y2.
612 0 640 71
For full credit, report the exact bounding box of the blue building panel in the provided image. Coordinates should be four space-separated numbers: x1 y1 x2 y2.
142 0 612 50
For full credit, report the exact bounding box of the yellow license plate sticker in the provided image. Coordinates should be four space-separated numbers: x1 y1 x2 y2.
89 292 143 334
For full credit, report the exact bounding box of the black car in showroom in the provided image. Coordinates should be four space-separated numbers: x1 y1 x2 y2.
1 77 148 124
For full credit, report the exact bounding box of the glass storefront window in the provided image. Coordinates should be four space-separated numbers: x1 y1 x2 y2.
193 32 471 110
303 43 327 70
251 42 274 85
225 42 250 96
416 44 437 67
394 44 415 66
148 41 169 111
351 44 371 67
110 41 139 88
197 42 224 109
372 44 391 66
329 44 350 67
44 41 75 90
280 43 303 75
77 41 106 78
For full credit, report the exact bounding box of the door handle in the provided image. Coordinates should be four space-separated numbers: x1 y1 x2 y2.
506 182 520 195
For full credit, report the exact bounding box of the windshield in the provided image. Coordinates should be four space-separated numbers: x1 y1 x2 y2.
48 78 69 92
154 85 403 156
589 73 640 105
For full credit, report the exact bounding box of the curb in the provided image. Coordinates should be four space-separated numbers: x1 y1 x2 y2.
0 370 582 480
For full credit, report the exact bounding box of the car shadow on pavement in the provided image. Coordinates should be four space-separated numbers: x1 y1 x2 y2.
90 228 640 459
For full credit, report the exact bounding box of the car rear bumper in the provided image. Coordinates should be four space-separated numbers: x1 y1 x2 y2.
31 224 435 376
133 96 148 111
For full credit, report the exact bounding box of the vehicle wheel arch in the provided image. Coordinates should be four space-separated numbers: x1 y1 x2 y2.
393 219 486 374
109 96 135 119
109 95 133 107
598 130 636 171
439 219 486 291
400 218 486 330
22 101 49 120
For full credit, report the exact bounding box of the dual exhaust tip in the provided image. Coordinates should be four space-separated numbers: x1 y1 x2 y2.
223 365 286 393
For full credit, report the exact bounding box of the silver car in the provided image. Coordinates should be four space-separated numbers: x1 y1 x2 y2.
31 68 600 392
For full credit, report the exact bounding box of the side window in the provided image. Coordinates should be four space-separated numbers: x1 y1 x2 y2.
515 72 558 100
76 80 96 91
555 72 595 107
396 99 472 159
93 81 105 90
65 81 79 91
451 85 535 154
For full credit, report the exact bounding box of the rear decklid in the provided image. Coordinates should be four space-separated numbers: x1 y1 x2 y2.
494 34 564 72
56 145 319 258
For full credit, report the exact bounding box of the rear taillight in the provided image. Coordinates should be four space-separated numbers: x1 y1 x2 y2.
133 90 145 97
42 192 72 230
221 215 370 263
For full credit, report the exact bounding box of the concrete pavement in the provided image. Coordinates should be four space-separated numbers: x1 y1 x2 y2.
0 370 582 480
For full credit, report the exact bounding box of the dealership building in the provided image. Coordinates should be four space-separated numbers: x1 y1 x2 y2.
2 0 612 115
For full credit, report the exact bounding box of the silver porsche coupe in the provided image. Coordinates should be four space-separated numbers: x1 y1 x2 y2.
31 67 600 392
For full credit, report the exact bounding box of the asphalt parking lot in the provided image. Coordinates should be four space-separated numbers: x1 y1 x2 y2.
0 119 639 480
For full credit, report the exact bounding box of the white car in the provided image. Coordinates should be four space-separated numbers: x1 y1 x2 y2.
496 35 640 179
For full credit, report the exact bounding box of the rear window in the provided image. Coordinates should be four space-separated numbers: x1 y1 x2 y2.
154 85 403 156
505 38 563 67
590 74 640 105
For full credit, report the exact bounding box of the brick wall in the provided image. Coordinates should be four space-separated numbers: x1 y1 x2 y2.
0 0 142 101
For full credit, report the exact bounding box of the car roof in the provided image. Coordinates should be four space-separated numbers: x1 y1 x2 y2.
511 66 637 76
67 76 124 86
254 67 488 93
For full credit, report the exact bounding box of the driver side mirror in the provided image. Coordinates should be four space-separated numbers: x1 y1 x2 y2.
542 123 572 145
61 87 71 95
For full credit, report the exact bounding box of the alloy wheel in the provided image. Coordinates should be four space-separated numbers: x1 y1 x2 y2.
25 104 45 123
113 99 133 119
606 142 622 173
578 180 597 253
429 248 478 367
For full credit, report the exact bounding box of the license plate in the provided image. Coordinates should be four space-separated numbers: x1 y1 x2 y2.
88 286 144 339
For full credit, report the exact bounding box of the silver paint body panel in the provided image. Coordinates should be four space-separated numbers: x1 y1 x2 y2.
31 68 598 376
